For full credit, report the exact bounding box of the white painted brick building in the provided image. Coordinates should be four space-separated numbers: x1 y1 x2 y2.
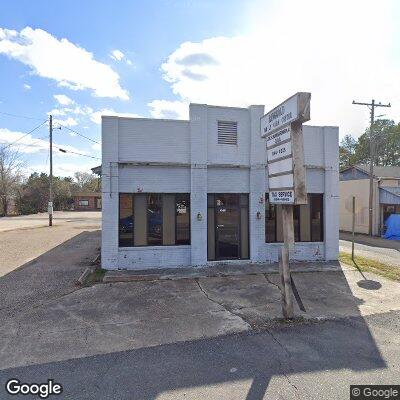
101 103 339 270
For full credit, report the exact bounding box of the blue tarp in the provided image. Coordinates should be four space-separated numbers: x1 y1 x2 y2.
383 214 400 240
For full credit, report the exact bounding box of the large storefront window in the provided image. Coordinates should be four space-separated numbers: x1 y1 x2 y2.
119 193 190 247
265 193 323 243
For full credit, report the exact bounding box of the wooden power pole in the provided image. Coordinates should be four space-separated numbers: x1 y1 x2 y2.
49 114 53 227
352 99 390 236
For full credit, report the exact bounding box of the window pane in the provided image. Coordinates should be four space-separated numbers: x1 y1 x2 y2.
119 194 133 247
134 194 147 246
240 194 249 207
299 203 311 241
207 194 214 208
147 194 163 246
176 194 190 245
265 194 277 243
207 207 215 260
240 205 249 258
311 194 323 242
163 194 175 245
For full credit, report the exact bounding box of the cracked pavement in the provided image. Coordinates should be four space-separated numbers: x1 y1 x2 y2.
1 215 400 398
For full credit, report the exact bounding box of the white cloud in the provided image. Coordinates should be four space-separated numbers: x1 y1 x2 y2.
148 100 188 119
92 143 101 151
0 27 129 99
90 108 142 124
23 83 31 90
110 49 133 66
53 117 78 127
110 49 124 61
54 94 74 106
156 0 399 138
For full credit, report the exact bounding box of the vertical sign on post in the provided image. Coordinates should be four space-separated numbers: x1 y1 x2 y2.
261 92 311 318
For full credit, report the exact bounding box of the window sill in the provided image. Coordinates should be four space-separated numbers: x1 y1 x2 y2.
265 242 324 245
119 245 191 251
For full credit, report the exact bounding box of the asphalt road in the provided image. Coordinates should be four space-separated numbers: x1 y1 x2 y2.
0 311 398 400
340 237 400 267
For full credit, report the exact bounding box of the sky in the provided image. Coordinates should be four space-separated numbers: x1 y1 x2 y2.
0 0 399 178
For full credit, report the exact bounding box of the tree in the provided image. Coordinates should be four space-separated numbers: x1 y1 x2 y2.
16 173 74 214
339 120 400 169
73 171 100 192
353 120 400 167
0 145 24 216
339 134 358 169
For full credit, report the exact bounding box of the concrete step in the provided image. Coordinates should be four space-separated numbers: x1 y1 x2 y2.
103 261 346 283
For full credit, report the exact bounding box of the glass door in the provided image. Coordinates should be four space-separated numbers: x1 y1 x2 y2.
215 194 240 259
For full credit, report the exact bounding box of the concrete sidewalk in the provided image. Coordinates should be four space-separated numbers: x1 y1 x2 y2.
103 260 347 283
1 263 400 370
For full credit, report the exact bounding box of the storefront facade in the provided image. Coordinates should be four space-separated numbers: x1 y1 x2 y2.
102 104 339 270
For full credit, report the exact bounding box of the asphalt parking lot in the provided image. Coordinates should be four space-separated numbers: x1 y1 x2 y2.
0 211 101 277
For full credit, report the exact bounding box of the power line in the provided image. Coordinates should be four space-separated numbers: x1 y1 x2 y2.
0 110 44 121
1 120 48 150
54 144 100 160
56 122 100 144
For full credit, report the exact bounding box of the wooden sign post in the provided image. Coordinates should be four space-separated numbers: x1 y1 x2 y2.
261 92 311 319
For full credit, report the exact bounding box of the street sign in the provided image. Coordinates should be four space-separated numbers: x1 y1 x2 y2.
266 126 291 148
261 92 311 205
260 92 311 318
269 190 295 204
260 92 311 319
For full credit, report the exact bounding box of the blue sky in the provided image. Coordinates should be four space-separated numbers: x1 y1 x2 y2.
0 0 399 177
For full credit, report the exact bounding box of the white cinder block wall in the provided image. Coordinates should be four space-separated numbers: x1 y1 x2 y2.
101 105 339 270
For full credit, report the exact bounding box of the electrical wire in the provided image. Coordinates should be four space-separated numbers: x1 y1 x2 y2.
53 144 100 160
56 122 100 144
1 120 48 150
0 110 44 121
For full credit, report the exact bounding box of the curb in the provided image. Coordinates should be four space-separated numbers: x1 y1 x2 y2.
76 266 95 286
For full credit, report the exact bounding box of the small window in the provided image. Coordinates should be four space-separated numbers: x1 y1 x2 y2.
218 121 237 145
79 200 89 206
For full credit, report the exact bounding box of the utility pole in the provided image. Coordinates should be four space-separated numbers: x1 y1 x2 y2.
352 99 391 236
49 115 53 226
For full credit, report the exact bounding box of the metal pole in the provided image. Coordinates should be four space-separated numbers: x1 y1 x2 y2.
368 100 375 236
352 196 355 261
49 115 53 227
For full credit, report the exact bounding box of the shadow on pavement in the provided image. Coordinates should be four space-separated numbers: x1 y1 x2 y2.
0 230 100 317
0 315 387 400
350 260 382 291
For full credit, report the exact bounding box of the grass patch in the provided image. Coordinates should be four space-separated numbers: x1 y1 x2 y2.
339 251 400 282
84 268 106 286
